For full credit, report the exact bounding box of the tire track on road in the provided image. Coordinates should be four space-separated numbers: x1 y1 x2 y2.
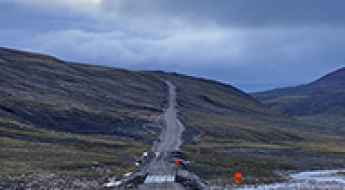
138 81 186 190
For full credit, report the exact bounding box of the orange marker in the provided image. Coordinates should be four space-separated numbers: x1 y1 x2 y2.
175 159 183 167
233 171 244 185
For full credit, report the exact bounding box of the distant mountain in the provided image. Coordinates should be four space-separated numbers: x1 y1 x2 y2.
1 47 345 188
254 67 345 131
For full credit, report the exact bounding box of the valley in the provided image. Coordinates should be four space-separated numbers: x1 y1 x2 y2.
0 47 345 189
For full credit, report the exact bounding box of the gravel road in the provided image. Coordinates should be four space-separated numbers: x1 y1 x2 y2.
138 81 186 190
154 81 184 152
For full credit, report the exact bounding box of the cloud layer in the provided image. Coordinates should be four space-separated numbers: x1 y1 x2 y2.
1 0 345 91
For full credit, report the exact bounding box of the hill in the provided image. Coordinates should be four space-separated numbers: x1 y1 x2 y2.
0 47 165 189
1 47 345 188
254 67 345 132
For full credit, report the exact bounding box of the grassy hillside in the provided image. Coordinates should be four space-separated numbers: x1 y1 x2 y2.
1 47 345 187
0 47 168 141
254 67 345 133
0 47 164 189
0 119 148 189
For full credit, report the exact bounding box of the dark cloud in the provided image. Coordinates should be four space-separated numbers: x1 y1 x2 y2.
0 0 344 92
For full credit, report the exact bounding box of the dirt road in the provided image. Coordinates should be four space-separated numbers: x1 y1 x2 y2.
154 81 184 152
138 81 185 190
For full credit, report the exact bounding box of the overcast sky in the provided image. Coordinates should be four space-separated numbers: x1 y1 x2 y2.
1 0 345 92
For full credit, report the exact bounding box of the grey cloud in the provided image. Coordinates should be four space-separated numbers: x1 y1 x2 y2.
103 0 345 27
4 26 344 91
1 0 345 92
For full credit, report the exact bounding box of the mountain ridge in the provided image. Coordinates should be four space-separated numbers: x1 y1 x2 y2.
254 66 345 131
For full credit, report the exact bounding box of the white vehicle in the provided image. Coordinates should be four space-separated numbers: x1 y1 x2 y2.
142 152 148 157
104 180 122 187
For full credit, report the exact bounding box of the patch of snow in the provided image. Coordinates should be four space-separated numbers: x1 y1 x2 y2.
236 170 345 190
124 172 133 177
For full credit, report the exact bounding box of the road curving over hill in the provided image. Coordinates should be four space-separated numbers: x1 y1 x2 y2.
116 80 208 190
154 81 185 153
138 81 186 190
111 81 209 190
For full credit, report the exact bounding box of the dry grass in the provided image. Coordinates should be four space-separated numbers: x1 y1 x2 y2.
0 123 149 188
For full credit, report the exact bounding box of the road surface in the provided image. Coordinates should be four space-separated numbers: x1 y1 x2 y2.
138 81 186 190
154 81 184 152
